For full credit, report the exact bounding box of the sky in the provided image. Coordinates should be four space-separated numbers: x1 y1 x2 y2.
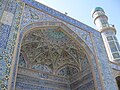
35 0 120 43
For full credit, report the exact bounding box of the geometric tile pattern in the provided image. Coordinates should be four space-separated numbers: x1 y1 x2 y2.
20 4 94 52
0 24 11 49
1 11 14 26
0 0 118 90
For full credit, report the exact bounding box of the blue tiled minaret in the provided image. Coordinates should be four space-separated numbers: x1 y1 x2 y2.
92 7 120 63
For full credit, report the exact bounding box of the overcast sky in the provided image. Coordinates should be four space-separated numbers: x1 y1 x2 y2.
35 0 120 43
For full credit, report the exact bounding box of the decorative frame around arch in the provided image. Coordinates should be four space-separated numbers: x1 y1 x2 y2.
9 21 102 90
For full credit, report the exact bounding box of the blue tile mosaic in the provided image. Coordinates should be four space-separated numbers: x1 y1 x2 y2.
5 0 17 14
0 24 11 49
21 0 99 35
0 0 8 19
0 0 118 90
92 34 118 90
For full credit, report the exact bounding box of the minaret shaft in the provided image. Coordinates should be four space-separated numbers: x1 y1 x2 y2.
92 7 120 63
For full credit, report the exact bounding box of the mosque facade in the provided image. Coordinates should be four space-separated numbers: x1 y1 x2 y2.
0 0 120 90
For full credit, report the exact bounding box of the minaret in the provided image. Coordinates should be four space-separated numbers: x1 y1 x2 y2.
92 7 120 63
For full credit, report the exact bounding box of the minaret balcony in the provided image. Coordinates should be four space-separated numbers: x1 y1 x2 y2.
99 24 116 33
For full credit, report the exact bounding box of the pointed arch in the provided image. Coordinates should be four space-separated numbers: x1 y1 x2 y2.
14 21 101 90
